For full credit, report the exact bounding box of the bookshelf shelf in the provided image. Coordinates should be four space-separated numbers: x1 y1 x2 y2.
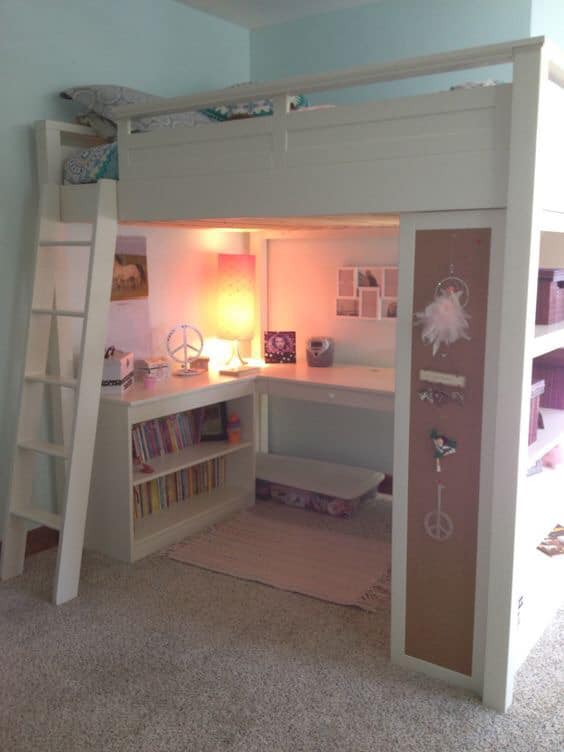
532 321 564 357
132 485 249 560
132 440 252 486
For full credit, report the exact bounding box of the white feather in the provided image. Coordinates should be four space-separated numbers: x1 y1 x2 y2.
415 291 470 356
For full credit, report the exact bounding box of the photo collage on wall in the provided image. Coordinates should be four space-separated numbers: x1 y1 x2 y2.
336 266 398 319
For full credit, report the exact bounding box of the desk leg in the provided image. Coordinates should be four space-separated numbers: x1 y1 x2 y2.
256 392 269 454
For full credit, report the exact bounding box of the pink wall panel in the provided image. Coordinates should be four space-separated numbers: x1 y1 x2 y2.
405 228 491 676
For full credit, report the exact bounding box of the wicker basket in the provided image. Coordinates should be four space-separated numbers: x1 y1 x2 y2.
533 349 564 409
536 268 564 325
529 379 545 446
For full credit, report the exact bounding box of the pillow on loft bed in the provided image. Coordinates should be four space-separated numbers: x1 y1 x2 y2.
61 84 211 138
201 93 309 121
63 142 118 184
60 84 309 137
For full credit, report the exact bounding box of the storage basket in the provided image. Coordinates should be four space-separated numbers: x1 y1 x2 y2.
533 349 564 409
536 268 564 325
529 379 545 445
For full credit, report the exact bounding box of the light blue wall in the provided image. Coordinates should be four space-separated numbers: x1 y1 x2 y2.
251 0 532 101
0 0 249 531
531 0 564 47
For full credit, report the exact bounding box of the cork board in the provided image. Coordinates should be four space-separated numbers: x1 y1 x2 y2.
405 228 491 676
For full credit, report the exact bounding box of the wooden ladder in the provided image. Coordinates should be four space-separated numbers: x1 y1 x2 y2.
1 179 118 604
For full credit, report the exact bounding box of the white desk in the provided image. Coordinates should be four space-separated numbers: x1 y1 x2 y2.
103 363 395 410
90 364 395 561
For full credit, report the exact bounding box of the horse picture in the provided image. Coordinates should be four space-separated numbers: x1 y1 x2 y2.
111 238 149 301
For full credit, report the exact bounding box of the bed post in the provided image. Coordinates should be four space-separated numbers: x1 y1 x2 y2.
482 40 548 713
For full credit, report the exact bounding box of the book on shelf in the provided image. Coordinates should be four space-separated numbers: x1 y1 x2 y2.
131 408 206 463
132 457 226 520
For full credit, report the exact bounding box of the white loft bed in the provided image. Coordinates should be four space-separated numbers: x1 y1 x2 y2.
34 36 564 714
36 36 555 223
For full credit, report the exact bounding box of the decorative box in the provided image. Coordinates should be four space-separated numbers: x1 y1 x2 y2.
533 349 564 409
102 348 134 395
536 268 564 325
529 379 545 445
135 357 170 382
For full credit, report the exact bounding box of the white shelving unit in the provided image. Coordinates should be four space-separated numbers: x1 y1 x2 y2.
85 374 256 562
512 223 564 675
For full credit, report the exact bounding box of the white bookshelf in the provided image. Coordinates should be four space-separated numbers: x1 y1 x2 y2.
86 376 256 562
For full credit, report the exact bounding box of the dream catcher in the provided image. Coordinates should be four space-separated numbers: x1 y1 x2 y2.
415 255 471 356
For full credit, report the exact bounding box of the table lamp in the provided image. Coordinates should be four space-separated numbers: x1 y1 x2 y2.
217 253 256 376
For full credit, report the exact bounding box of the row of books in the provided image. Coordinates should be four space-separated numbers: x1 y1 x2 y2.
132 408 204 463
133 457 225 520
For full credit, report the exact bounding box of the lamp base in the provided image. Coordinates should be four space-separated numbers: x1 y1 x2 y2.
220 340 259 377
219 365 261 378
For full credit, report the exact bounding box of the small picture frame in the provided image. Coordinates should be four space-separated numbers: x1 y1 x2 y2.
111 236 149 302
384 267 398 297
336 297 359 318
337 267 357 297
200 402 227 441
381 297 398 318
264 331 297 363
357 267 384 291
359 288 381 319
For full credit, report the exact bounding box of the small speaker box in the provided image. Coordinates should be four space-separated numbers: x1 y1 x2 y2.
306 337 334 367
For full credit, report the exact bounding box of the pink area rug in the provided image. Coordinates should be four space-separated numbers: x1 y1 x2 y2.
167 501 391 612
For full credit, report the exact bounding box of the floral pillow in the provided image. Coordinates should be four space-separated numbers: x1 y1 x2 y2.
201 94 309 121
60 85 210 136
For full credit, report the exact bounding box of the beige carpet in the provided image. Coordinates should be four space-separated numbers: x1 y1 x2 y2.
168 501 391 611
0 534 562 752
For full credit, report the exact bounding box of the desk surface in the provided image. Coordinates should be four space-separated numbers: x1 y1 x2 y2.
102 364 395 407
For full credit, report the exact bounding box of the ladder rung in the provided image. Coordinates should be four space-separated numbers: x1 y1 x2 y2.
12 507 62 531
18 440 69 459
31 308 85 318
24 373 78 389
39 240 91 247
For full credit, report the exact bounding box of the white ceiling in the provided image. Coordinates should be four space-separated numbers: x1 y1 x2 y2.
177 0 378 29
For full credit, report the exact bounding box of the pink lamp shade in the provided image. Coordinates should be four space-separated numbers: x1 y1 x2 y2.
217 254 255 341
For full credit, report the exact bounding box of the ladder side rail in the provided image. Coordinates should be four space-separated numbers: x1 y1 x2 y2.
1 185 61 579
53 180 118 604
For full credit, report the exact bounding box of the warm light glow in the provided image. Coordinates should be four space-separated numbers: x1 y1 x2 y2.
217 254 255 341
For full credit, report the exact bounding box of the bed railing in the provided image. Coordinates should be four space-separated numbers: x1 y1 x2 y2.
113 36 550 125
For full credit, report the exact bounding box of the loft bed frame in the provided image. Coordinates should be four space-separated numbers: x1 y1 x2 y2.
34 36 564 713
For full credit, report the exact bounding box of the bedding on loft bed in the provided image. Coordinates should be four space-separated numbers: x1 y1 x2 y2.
61 83 310 184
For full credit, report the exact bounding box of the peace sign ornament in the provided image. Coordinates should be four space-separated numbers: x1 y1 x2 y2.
166 323 204 377
424 484 454 542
